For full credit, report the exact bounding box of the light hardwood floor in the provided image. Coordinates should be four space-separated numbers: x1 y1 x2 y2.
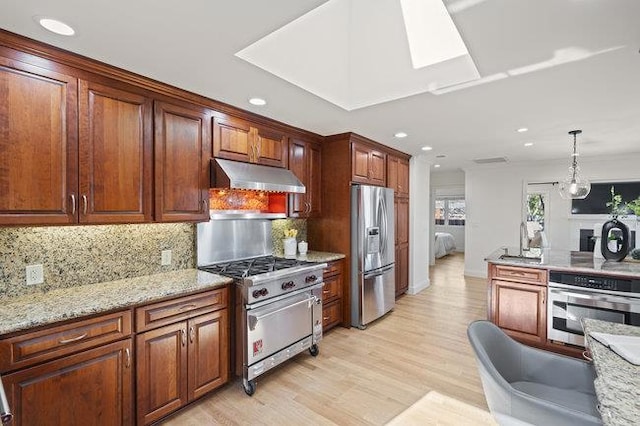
163 253 489 425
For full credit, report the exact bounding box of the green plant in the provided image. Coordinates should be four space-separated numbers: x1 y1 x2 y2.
605 186 626 218
627 197 640 216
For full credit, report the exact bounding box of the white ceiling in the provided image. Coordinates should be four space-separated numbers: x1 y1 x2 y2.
1 0 639 171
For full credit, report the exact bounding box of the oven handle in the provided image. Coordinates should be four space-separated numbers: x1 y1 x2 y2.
248 296 314 331
0 376 12 425
549 287 640 311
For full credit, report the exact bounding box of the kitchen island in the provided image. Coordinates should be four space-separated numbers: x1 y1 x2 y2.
582 319 640 426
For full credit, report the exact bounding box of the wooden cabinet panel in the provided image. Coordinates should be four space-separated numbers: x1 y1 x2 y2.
395 244 409 296
136 322 188 425
135 289 227 333
253 125 288 168
396 197 409 245
322 273 342 302
369 150 386 186
491 280 546 345
351 142 386 186
322 260 343 279
387 155 409 196
187 310 229 400
212 115 252 163
0 54 78 225
4 339 133 426
322 260 344 331
288 138 321 217
322 300 342 331
493 264 546 285
0 310 131 372
351 144 371 183
79 80 152 223
154 101 210 222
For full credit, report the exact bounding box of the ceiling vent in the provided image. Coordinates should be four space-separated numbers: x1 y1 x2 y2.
473 157 508 164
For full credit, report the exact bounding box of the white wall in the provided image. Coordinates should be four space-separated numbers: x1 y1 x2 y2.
409 155 431 294
464 153 640 278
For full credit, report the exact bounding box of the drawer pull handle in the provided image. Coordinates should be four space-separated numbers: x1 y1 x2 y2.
125 348 131 368
582 350 593 362
322 290 330 294
323 316 330 320
58 333 88 345
179 304 197 311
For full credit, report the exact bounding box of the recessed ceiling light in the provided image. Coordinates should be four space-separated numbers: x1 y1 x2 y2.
517 127 528 133
394 132 408 138
434 164 441 168
248 97 267 106
421 146 432 151
524 142 534 147
38 18 75 36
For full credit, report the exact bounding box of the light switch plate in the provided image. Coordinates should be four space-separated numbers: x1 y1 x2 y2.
26 264 44 285
161 250 172 266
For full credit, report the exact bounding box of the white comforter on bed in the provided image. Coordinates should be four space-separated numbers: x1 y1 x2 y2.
434 232 457 258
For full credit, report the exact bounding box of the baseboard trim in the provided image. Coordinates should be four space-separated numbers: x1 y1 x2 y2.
408 278 431 295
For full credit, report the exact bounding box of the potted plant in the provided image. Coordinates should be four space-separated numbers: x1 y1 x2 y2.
601 186 631 261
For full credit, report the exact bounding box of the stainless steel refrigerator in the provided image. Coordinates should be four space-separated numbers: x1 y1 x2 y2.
351 184 395 328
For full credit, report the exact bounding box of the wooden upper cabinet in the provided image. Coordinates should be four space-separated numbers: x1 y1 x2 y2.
351 141 386 186
288 138 321 218
388 155 409 196
79 80 152 223
0 53 78 225
213 115 288 168
154 101 210 222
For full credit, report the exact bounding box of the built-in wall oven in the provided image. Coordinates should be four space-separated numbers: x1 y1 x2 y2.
548 271 640 347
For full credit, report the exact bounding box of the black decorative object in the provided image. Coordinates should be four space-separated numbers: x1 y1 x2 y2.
601 219 630 261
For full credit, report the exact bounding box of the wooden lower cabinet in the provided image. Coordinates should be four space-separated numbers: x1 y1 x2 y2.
4 339 133 426
395 244 409 296
491 280 546 345
136 309 228 425
322 260 344 331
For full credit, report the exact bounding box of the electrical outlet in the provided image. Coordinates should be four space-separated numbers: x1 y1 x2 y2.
161 250 172 266
26 264 44 285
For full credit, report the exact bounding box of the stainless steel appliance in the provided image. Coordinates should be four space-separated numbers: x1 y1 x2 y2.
548 271 640 347
0 376 12 425
197 219 325 396
351 184 395 328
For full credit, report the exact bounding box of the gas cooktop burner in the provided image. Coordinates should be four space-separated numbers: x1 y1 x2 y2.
200 256 316 279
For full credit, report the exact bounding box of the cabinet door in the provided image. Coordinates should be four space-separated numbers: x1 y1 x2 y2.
288 139 321 217
369 149 387 186
79 80 152 223
0 54 78 225
387 156 399 192
136 322 188 425
4 339 133 426
491 280 546 345
187 310 229 401
154 101 210 222
397 158 409 197
396 197 409 245
212 115 252 163
395 245 409 296
351 143 371 184
253 125 288 168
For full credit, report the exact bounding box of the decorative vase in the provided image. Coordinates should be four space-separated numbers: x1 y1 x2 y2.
600 218 630 261
283 237 297 258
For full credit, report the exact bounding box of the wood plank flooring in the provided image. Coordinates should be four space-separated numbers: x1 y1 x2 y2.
162 253 490 425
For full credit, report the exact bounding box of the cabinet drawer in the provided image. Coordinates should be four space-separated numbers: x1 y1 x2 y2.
135 288 227 332
322 274 342 302
322 300 342 331
323 260 343 278
493 265 547 285
0 310 132 372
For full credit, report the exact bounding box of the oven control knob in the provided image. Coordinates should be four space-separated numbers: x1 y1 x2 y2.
252 288 269 298
282 281 295 290
305 275 317 283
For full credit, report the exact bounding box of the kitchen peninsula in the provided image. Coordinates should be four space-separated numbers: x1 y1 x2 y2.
485 248 640 356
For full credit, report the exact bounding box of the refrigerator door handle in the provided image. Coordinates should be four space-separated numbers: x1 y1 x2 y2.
380 194 389 257
363 264 394 279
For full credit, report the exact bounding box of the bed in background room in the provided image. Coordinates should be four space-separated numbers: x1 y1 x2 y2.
434 232 457 258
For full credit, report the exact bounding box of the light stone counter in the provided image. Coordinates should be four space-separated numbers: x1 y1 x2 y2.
583 319 640 426
0 269 232 336
486 247 640 278
288 251 346 263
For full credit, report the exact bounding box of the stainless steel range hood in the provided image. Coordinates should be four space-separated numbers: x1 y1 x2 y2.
211 159 305 193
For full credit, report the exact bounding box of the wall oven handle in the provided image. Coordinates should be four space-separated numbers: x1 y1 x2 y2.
550 287 640 305
248 296 313 331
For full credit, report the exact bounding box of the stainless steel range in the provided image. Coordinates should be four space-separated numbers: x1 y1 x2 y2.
197 219 326 396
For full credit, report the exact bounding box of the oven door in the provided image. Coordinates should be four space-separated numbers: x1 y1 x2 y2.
547 286 640 347
246 291 314 366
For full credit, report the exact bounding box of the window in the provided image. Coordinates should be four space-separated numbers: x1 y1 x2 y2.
434 198 465 226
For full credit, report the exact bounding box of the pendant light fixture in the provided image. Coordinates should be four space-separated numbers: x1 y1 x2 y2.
558 129 591 199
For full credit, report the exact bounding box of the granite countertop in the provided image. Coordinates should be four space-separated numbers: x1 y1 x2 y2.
486 247 640 278
582 319 640 426
0 269 232 336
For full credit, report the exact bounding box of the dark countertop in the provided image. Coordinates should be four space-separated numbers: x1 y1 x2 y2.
486 247 640 278
583 319 640 426
0 269 232 336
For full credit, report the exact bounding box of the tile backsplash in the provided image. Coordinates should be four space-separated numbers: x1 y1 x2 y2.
0 223 195 299
271 219 307 256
